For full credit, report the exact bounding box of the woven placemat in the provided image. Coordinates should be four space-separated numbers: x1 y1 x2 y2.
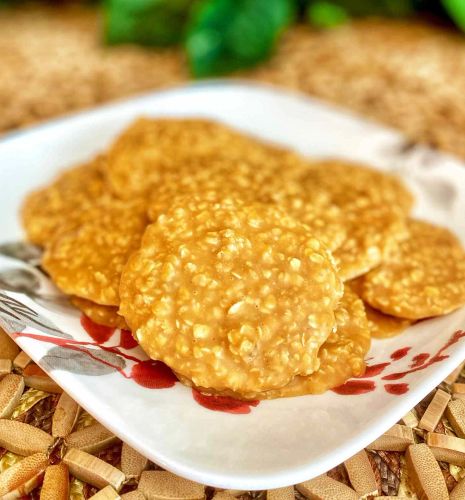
2 4 465 498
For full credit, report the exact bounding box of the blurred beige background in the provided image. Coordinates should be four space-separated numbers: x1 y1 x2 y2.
2 4 465 158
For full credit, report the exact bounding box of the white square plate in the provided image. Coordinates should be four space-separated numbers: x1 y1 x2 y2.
1 82 465 490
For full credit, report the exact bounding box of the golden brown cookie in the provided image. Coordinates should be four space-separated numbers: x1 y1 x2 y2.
120 195 343 395
259 176 347 252
302 160 414 214
349 278 412 338
362 219 465 319
263 286 370 398
147 157 273 220
106 118 303 200
70 297 129 330
301 160 412 279
42 198 148 306
335 204 408 280
364 304 413 339
21 159 106 247
147 157 345 252
187 286 371 399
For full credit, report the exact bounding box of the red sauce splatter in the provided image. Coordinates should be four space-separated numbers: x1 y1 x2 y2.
359 362 390 378
383 330 465 381
15 332 178 389
119 330 138 350
17 325 465 407
80 315 115 344
384 383 409 395
192 389 259 414
14 331 130 376
410 353 429 369
331 380 376 395
15 331 141 362
391 347 411 360
130 360 177 389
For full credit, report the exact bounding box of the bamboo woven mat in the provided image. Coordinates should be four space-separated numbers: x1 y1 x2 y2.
2 4 465 499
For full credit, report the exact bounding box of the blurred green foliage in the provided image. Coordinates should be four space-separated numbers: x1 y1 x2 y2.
102 0 465 77
105 0 193 46
186 0 295 76
307 1 348 28
443 0 465 31
2 0 465 75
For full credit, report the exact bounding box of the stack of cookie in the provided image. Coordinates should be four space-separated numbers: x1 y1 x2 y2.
21 118 465 400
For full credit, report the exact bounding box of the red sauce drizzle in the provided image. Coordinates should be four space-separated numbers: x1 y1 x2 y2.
130 360 177 389
192 389 259 414
80 316 115 344
18 317 464 410
383 330 465 381
391 347 411 360
410 353 429 369
13 329 261 413
119 330 138 350
359 362 390 378
384 383 409 395
331 380 375 395
13 332 173 388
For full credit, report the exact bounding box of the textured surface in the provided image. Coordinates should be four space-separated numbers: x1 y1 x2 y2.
120 195 342 395
21 159 106 247
0 5 186 132
43 198 148 306
362 220 465 319
145 148 345 252
244 287 370 399
40 463 69 500
363 303 413 340
349 279 413 339
405 444 449 500
106 118 302 200
138 470 205 500
301 161 414 215
299 161 412 280
251 21 465 161
0 452 49 498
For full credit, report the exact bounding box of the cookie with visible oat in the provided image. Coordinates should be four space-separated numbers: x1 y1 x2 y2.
261 286 370 398
349 279 412 339
106 118 303 200
42 198 148 306
147 157 346 252
185 286 371 399
120 195 343 395
21 159 106 247
362 219 465 319
301 160 413 279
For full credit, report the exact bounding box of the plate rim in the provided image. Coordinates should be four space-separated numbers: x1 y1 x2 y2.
2 80 465 490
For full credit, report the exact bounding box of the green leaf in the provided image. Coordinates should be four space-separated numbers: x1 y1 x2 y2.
186 0 295 77
105 0 194 46
442 0 465 32
307 1 349 28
